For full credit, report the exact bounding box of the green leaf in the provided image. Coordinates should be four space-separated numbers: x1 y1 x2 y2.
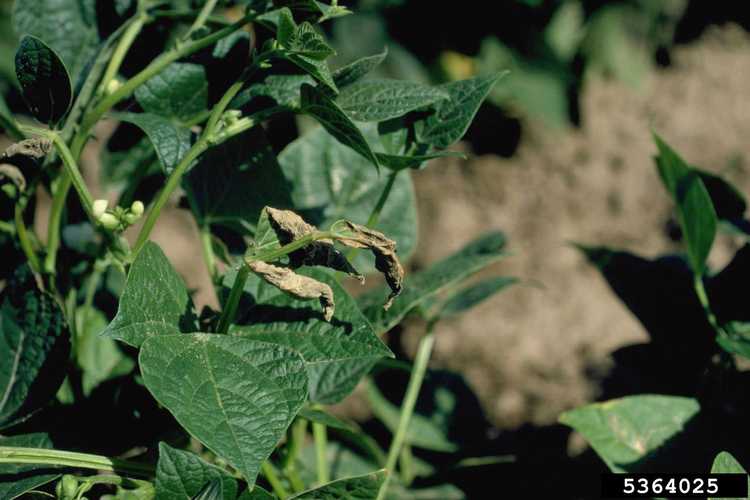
416 72 507 148
13 0 99 85
336 79 448 122
101 242 198 348
100 135 160 187
76 307 134 396
695 168 747 222
654 134 717 276
155 443 238 500
0 433 60 500
227 268 392 404
431 276 518 320
358 232 507 332
184 126 293 235
300 83 379 169
113 112 194 175
14 35 72 124
288 23 336 60
0 268 70 429
710 451 748 500
231 74 315 109
274 11 337 92
376 151 466 171
558 395 700 472
134 63 208 123
367 381 457 452
140 334 309 486
332 48 388 89
289 470 386 499
278 124 417 272
298 407 357 432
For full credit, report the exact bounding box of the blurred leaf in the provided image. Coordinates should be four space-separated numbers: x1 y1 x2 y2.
14 35 72 124
359 232 507 333
277 123 417 271
156 443 237 500
289 470 385 499
101 242 198 348
300 83 379 169
710 451 748 500
333 48 388 88
13 0 99 86
76 307 134 396
0 433 60 500
140 334 308 486
238 486 275 500
545 1 585 62
336 79 448 122
227 268 392 404
0 268 70 429
113 112 193 175
654 134 717 276
559 395 700 472
416 72 507 148
298 407 357 432
134 63 208 123
184 126 293 235
430 276 518 321
100 134 160 187
376 150 466 171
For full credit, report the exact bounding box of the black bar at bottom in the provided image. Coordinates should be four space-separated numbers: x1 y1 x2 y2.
601 473 748 498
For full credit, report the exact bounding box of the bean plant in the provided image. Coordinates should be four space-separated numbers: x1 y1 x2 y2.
0 1 512 499
561 134 750 488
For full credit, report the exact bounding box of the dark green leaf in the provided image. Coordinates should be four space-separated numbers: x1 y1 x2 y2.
184 127 293 235
416 72 507 148
100 135 160 187
113 112 193 175
156 443 237 500
559 395 700 472
358 232 507 332
654 134 717 276
14 35 72 124
227 268 392 404
101 242 198 348
140 334 308 486
0 433 60 500
13 0 99 85
134 63 208 123
332 48 388 88
238 486 276 500
278 124 417 272
0 268 70 429
289 470 385 499
710 452 748 500
433 276 518 320
288 23 335 60
231 74 314 109
300 83 379 169
337 79 448 122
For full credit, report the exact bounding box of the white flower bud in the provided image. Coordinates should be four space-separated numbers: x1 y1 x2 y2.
130 200 144 217
106 78 122 96
92 199 108 219
98 212 119 230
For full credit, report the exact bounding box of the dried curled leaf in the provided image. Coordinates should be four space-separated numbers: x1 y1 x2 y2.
265 207 363 281
248 260 335 321
2 137 52 160
0 164 26 193
335 221 404 309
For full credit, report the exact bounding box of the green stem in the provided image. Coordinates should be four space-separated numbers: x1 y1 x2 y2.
184 0 219 40
398 444 413 485
261 461 290 499
0 447 155 478
44 174 71 275
694 275 726 336
79 13 255 140
48 132 95 218
97 10 150 99
216 264 249 334
15 201 41 273
283 419 308 493
367 170 399 228
313 419 329 485
376 329 436 500
199 225 218 283
250 231 335 264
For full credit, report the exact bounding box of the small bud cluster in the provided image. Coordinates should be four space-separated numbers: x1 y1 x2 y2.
93 199 144 232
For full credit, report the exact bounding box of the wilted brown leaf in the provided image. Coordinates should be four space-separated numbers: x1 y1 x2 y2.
2 137 52 160
247 260 335 321
0 164 26 193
